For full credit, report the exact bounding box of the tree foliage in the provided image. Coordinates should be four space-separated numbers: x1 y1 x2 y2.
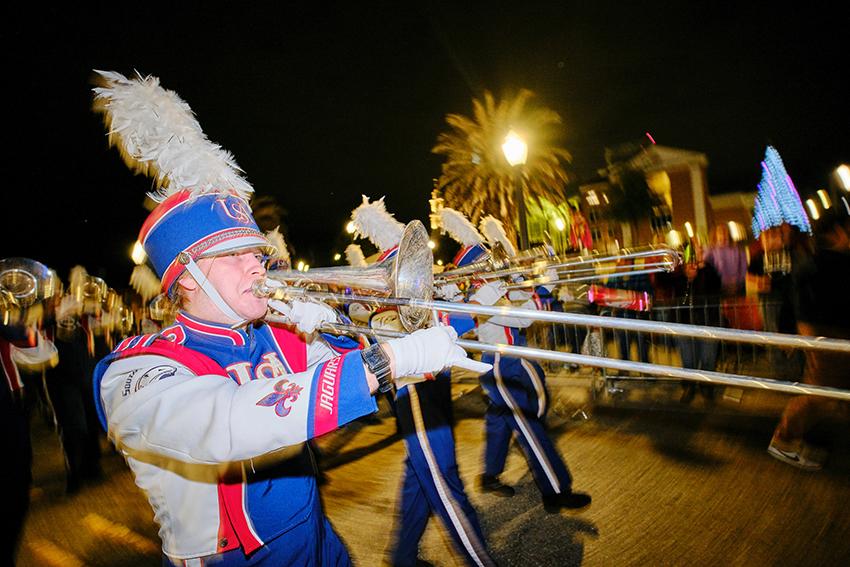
605 167 659 224
432 90 572 240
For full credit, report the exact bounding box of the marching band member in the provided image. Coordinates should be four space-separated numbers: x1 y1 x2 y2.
450 213 592 512
91 71 485 566
350 198 495 567
46 282 107 493
0 258 60 564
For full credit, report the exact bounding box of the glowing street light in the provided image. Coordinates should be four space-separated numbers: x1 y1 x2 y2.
427 240 436 250
837 165 850 192
684 222 694 239
805 199 820 220
817 189 832 209
296 260 305 271
502 130 529 250
554 218 566 231
333 253 342 261
345 221 356 234
502 131 528 166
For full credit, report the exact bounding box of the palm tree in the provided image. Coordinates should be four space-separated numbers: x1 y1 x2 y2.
432 89 572 242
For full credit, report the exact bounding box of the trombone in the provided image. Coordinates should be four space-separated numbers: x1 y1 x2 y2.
308 322 850 403
435 244 681 287
254 221 850 400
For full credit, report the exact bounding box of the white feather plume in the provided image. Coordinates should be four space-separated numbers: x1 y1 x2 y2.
350 195 404 252
439 208 484 247
265 227 290 266
479 216 517 257
345 244 368 267
92 70 253 201
129 264 162 302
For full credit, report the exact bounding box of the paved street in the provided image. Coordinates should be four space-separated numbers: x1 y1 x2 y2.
15 374 850 566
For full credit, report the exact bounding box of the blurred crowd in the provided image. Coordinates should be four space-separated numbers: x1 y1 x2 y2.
533 207 850 471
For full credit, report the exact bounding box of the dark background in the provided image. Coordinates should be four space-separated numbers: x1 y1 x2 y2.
4 2 848 286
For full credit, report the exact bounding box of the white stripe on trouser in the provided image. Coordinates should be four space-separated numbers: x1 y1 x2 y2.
493 354 561 494
409 386 491 567
520 359 547 418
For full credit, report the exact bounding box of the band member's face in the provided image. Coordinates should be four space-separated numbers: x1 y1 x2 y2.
190 250 269 324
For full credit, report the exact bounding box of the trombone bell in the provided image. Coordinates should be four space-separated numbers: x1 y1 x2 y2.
258 221 435 331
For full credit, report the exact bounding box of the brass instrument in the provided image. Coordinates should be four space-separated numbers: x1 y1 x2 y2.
252 230 850 401
0 258 61 325
436 244 681 286
257 220 434 332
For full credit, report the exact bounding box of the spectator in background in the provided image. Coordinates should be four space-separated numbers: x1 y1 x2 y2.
607 258 653 365
768 206 850 470
746 223 812 380
669 249 723 404
704 224 747 297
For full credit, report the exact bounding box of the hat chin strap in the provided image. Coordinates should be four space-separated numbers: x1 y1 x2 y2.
180 254 249 328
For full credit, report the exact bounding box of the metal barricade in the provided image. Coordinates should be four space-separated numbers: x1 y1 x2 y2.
523 293 848 405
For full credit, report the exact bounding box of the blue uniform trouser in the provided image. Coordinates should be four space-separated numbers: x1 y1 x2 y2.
163 491 351 567
480 353 573 497
390 376 494 567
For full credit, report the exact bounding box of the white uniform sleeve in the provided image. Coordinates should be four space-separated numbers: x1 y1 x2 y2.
99 351 376 465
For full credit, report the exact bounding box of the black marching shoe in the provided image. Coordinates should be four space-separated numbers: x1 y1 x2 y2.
479 474 515 497
542 490 592 512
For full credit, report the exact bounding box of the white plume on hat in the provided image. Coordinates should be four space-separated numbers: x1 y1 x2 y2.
92 70 253 202
479 216 517 257
129 264 161 302
438 207 484 247
345 244 368 268
350 195 404 252
265 227 290 265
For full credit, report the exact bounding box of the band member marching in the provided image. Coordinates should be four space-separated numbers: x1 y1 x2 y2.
352 197 495 566
441 210 592 512
349 197 496 567
90 70 486 566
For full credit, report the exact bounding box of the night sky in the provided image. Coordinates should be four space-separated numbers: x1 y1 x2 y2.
5 2 849 288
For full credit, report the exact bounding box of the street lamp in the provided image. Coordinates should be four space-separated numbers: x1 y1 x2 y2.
836 165 850 192
502 130 529 250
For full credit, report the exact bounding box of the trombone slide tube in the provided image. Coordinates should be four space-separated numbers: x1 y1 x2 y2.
323 322 850 402
261 287 850 354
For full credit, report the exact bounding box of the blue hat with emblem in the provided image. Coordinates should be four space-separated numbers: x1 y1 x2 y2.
93 70 274 322
139 190 273 294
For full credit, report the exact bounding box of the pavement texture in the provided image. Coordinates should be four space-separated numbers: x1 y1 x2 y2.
15 372 850 566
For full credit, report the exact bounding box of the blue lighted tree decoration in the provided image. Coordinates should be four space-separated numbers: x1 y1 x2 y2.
751 146 811 238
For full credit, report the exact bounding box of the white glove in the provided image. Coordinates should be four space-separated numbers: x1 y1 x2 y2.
11 330 59 371
535 268 559 294
469 281 507 306
557 285 575 303
386 325 492 376
435 283 463 302
268 299 338 334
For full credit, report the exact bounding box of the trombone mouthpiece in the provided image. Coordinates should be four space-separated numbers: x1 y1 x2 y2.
252 278 284 299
